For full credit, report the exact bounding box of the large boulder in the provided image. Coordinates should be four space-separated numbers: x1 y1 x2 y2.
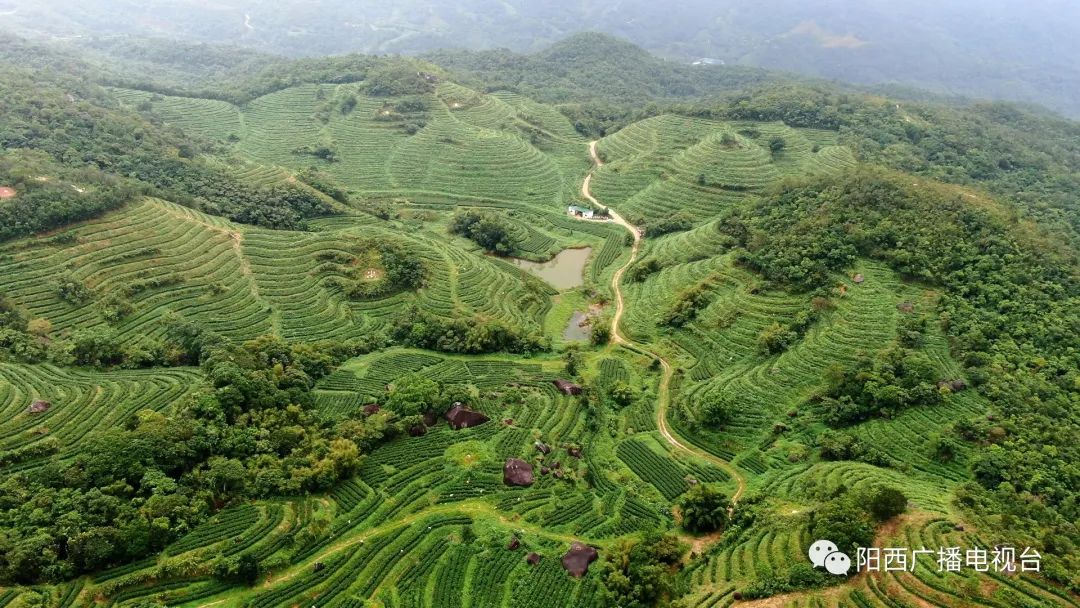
553 379 582 395
526 552 541 565
561 542 598 577
422 410 439 427
937 379 968 392
445 404 489 430
27 400 51 414
503 458 534 487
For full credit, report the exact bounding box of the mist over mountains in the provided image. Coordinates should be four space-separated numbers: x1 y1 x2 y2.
2 0 1079 116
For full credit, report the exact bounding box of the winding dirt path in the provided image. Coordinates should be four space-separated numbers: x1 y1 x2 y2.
581 140 746 503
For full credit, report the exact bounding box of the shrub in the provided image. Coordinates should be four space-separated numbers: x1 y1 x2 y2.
384 374 441 417
214 553 260 586
810 499 874 557
628 258 662 282
26 318 51 337
69 329 125 367
55 273 94 304
644 211 693 237
818 346 940 426
98 293 134 324
449 209 517 254
598 533 682 608
391 308 547 354
757 322 797 354
662 277 715 327
817 430 894 468
867 487 908 522
366 64 438 96
608 381 636 407
0 296 27 332
678 483 729 533
699 392 733 426
590 323 611 346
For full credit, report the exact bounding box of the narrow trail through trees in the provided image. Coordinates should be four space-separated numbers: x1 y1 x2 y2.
580 140 747 503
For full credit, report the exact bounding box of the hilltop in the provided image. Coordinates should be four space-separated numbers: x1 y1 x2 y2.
426 32 780 105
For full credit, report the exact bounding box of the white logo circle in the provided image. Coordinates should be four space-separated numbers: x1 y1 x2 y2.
808 539 838 567
824 550 852 575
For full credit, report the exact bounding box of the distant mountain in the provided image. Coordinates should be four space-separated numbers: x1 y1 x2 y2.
1 0 1078 117
425 33 784 106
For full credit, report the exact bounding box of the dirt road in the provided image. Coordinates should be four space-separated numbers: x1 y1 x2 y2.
580 140 746 502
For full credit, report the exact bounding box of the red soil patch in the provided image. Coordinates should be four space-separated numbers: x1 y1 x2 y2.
0 187 16 199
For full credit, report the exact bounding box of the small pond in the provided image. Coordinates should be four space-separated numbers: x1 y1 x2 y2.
508 247 592 290
562 311 591 342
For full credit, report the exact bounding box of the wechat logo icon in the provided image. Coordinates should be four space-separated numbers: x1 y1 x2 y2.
809 540 852 575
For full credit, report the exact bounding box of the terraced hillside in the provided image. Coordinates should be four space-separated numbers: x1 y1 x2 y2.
4 347 693 607
114 80 589 213
680 512 1080 608
3 272 1062 608
1 63 1075 608
0 363 201 473
0 198 610 343
591 115 855 225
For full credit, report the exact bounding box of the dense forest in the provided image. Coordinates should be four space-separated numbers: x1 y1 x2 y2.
719 171 1078 583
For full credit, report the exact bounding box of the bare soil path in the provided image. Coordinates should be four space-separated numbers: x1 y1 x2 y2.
580 140 747 503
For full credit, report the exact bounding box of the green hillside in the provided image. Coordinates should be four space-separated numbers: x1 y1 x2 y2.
591 114 854 225
0 33 1076 608
110 79 589 209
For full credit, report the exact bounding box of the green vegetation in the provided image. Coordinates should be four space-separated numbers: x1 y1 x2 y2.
817 345 941 425
450 209 517 254
678 484 730 534
597 533 683 608
318 238 425 299
0 30 1075 608
0 62 336 235
0 334 380 581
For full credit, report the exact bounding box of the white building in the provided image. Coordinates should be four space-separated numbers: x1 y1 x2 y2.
568 205 594 219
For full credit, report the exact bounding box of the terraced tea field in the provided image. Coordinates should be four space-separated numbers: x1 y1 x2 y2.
0 363 201 473
114 81 590 213
591 114 855 224
680 513 1080 608
11 346 686 607
0 198 616 343
1 73 1072 608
